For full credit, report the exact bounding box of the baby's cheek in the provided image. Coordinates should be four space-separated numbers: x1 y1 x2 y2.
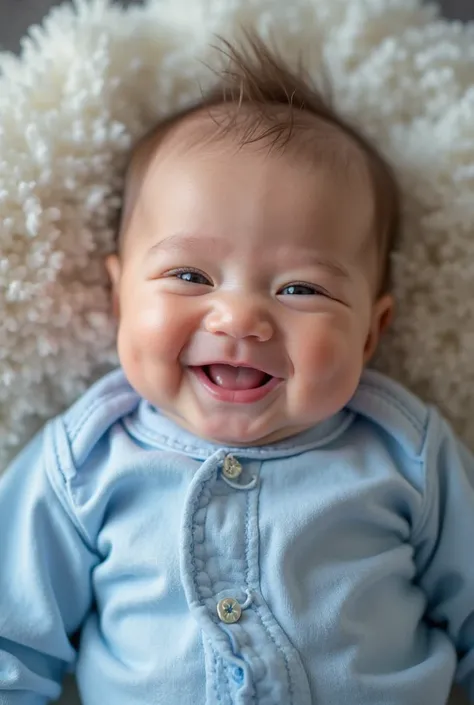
298 323 345 380
293 320 364 409
128 299 191 358
116 308 184 402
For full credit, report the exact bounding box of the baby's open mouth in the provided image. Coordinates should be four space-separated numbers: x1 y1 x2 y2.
188 363 281 404
201 364 273 391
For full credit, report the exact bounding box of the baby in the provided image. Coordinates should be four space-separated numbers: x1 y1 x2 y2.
1 36 473 705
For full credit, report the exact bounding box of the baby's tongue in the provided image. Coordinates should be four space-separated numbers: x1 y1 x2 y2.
207 364 266 390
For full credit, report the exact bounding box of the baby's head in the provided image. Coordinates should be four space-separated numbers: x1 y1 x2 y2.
106 35 399 446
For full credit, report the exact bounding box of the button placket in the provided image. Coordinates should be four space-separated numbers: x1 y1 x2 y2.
182 452 278 703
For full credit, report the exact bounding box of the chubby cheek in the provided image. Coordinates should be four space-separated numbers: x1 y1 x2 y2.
116 294 198 399
289 316 365 417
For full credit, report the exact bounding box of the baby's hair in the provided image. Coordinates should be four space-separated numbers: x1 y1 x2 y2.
116 32 400 294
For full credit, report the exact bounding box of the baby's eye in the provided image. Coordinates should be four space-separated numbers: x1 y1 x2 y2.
170 269 212 286
278 283 328 296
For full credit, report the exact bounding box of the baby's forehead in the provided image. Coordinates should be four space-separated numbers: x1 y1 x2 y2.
130 104 373 193
119 104 377 259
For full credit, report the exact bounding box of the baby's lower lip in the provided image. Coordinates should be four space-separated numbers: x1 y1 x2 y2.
189 366 282 404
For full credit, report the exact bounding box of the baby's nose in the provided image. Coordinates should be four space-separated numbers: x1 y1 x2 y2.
205 297 273 342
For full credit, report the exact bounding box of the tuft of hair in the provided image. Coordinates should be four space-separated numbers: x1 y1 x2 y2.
116 32 400 294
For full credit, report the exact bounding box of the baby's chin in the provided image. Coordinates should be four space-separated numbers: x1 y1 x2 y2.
177 414 310 448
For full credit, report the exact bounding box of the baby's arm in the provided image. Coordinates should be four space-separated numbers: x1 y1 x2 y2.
0 424 99 704
414 410 474 702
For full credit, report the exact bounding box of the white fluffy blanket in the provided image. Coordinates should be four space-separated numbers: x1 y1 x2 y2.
1 0 474 471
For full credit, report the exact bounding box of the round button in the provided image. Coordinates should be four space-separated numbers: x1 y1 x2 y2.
217 597 242 624
232 666 244 684
223 455 242 480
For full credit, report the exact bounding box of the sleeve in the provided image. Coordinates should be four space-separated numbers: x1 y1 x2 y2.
0 422 99 704
413 409 474 702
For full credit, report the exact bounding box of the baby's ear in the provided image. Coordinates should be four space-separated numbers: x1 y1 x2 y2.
105 254 122 318
363 294 394 364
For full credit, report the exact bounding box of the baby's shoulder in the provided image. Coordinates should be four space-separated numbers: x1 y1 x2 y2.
348 369 431 459
54 367 140 471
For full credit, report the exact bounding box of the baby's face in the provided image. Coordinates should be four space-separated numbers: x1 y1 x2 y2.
107 122 392 446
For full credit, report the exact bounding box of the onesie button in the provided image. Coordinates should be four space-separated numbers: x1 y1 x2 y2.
222 455 242 480
217 597 242 624
232 666 244 684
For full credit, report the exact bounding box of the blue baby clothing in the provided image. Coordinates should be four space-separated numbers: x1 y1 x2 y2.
1 367 474 705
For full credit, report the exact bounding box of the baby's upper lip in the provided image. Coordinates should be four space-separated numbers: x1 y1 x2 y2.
188 359 284 380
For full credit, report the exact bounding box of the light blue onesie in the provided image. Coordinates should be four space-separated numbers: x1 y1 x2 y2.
1 367 474 704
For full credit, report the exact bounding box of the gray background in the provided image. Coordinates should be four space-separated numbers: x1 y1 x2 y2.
0 0 473 54
0 0 472 704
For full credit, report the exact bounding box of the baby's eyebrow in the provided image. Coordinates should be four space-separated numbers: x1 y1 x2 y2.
147 233 227 257
275 248 351 280
302 255 350 280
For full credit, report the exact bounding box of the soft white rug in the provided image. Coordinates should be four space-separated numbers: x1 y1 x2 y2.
1 0 474 472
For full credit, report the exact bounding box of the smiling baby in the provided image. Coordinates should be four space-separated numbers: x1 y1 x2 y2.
1 35 474 705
